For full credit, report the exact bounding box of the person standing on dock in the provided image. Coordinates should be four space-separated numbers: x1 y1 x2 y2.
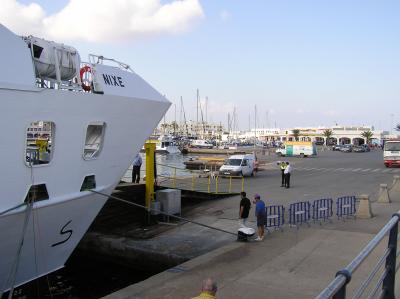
254 194 266 241
191 278 218 299
239 192 251 228
132 153 142 184
279 161 287 187
284 162 292 188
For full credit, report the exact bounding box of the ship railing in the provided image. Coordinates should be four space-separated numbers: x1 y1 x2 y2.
316 211 400 299
88 54 134 73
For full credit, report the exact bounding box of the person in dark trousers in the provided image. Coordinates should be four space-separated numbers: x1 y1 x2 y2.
132 153 142 183
284 162 292 188
279 161 287 187
253 194 266 241
239 191 251 228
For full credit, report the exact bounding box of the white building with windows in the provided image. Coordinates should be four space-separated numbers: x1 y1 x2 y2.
242 125 384 145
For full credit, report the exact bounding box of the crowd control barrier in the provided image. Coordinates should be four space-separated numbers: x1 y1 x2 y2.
312 198 333 223
265 205 285 231
336 195 356 219
289 201 311 227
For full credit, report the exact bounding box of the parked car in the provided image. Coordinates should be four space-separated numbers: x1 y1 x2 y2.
332 144 344 151
340 145 353 152
353 146 365 153
362 144 371 152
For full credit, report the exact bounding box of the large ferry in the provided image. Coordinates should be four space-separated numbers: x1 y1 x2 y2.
0 23 170 295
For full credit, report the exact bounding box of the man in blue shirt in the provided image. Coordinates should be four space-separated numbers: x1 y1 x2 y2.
254 194 266 241
132 153 142 183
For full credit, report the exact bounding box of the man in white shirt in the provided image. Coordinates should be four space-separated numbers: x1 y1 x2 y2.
284 162 292 188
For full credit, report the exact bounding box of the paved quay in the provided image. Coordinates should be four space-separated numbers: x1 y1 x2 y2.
103 149 400 298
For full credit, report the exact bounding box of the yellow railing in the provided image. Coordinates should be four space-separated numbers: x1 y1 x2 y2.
121 162 245 194
157 173 245 194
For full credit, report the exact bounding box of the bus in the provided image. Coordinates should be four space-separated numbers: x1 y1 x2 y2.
383 140 400 167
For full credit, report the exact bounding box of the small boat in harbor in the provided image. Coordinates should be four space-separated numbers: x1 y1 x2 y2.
0 23 170 294
156 135 181 154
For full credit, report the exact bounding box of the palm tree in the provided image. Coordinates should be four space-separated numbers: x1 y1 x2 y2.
361 130 373 144
292 129 300 141
323 129 333 145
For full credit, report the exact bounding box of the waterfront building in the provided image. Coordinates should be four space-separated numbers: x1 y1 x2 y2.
242 125 385 145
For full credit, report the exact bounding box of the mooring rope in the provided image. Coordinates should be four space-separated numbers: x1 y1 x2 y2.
89 189 237 236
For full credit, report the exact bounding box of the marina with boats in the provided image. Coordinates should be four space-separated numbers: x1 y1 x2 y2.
2 1 400 298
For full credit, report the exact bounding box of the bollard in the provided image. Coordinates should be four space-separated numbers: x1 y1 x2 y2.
356 194 374 219
389 175 400 201
392 175 400 192
377 184 391 203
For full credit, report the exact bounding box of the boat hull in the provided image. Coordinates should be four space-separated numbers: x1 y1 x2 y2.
0 86 169 291
0 188 110 291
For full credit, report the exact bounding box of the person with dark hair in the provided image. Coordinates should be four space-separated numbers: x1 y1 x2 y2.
132 153 142 183
253 194 266 241
191 278 218 299
284 162 292 188
239 191 251 228
279 161 287 187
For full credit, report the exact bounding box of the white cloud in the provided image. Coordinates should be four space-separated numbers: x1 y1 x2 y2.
219 9 231 22
0 0 204 42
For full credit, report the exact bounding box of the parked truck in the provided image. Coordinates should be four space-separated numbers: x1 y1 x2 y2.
276 141 317 157
383 139 400 167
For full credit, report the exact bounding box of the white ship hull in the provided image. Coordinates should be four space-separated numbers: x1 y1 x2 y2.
0 88 169 291
0 24 170 292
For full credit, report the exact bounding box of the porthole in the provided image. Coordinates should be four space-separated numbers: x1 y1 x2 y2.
83 122 106 160
25 121 55 166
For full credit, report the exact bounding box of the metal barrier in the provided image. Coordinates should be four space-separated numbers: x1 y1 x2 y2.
289 201 311 227
265 205 285 231
336 196 356 219
316 212 400 299
312 198 333 224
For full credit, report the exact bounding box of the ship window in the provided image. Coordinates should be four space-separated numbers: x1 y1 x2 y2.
32 44 44 58
80 175 96 191
25 121 55 166
24 184 49 203
83 122 106 160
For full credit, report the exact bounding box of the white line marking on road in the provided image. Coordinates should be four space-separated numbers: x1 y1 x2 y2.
352 168 362 172
372 169 381 172
342 168 352 172
335 168 345 171
361 168 371 172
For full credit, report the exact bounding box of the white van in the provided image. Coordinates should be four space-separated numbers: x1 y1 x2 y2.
219 154 256 177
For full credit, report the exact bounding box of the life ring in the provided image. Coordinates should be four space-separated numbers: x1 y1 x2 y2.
80 65 92 91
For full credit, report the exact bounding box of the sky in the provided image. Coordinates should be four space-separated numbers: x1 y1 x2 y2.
1 0 399 131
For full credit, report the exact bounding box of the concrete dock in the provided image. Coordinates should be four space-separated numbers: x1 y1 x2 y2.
94 149 400 298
